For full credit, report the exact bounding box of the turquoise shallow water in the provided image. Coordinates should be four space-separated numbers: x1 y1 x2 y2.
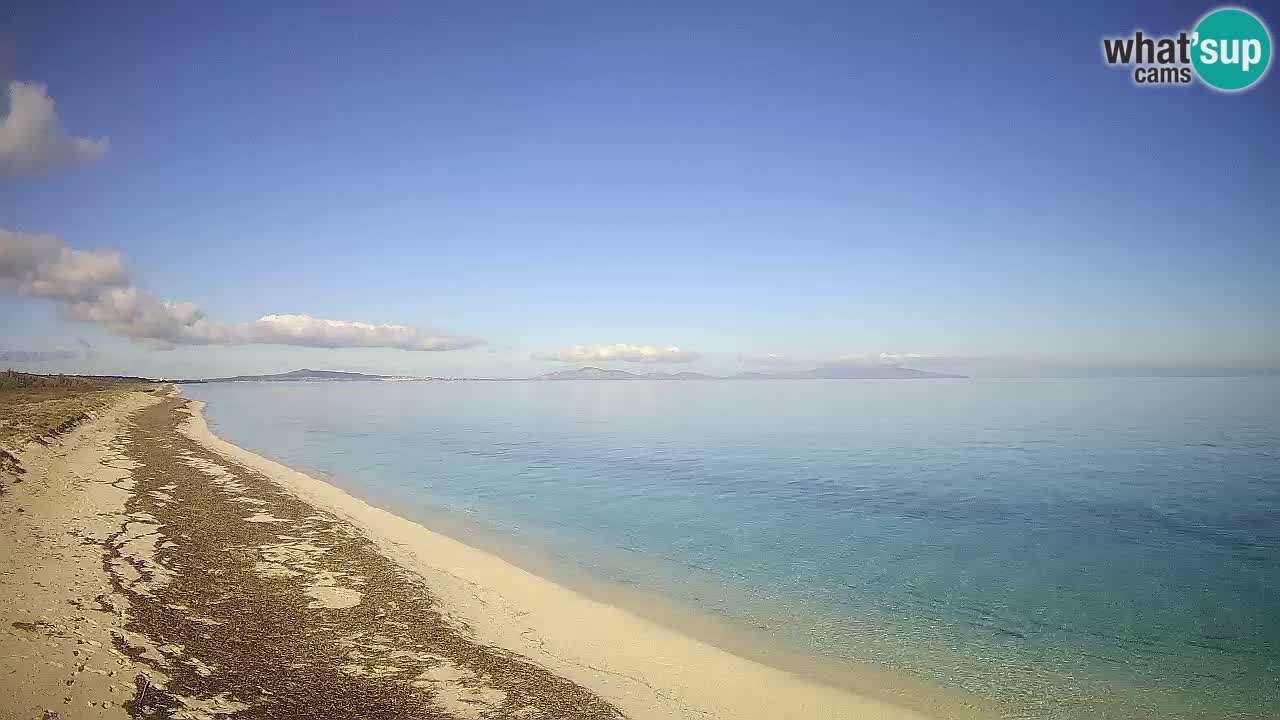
183 378 1280 718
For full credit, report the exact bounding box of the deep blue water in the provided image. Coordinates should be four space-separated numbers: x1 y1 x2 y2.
183 378 1280 719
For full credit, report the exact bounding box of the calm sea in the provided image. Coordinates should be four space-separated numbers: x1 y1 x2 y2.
182 378 1280 719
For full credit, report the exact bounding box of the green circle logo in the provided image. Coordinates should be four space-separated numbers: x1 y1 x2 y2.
1192 7 1272 91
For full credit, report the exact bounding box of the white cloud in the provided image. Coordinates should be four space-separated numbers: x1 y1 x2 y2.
244 314 482 351
0 229 128 300
822 352 940 368
538 343 698 364
59 286 226 346
738 352 795 366
876 352 937 364
2 229 483 352
0 81 109 175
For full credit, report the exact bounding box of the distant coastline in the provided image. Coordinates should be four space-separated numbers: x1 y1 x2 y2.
16 367 1280 387
169 365 968 384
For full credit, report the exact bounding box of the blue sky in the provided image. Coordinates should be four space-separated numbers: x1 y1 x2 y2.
1 1 1277 378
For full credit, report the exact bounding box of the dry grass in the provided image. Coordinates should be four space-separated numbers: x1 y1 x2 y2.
0 370 154 464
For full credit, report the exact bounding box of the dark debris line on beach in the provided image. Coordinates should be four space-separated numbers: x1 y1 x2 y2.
108 397 626 720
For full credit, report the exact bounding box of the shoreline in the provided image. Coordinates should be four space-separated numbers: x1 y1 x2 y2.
180 394 987 719
2 387 988 718
223 432 994 719
5 389 636 718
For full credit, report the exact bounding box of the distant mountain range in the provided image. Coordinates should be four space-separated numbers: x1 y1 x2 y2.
531 366 964 380
795 365 965 380
177 365 966 384
180 368 423 383
533 367 718 381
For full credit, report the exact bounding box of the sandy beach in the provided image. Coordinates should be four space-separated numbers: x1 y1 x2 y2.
2 386 979 719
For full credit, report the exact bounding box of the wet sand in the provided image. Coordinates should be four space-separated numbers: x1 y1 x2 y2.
3 389 965 719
